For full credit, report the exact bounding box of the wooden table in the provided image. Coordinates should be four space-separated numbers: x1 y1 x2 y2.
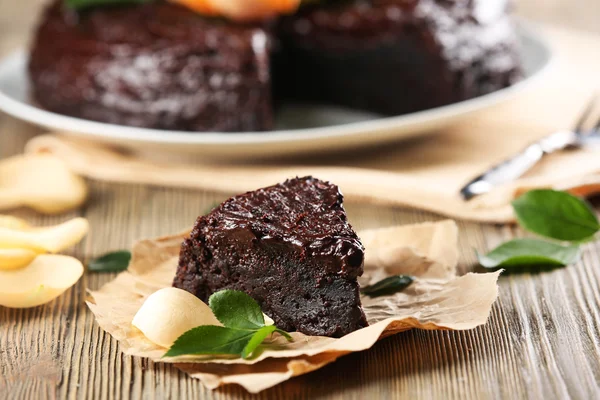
2 1 600 399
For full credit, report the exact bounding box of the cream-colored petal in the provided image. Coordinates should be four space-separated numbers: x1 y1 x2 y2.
0 154 88 214
0 217 89 253
0 248 37 270
0 254 83 308
0 215 30 230
263 314 274 326
132 287 222 348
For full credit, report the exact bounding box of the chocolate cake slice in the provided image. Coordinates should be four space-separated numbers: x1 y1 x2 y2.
173 177 368 337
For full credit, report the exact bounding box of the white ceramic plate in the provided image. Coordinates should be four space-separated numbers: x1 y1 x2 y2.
0 22 552 159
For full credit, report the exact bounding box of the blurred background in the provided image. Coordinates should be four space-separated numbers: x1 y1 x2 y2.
518 0 600 34
0 0 599 57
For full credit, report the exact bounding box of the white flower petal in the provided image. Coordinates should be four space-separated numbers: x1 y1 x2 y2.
0 154 87 214
133 287 222 348
0 254 83 308
0 218 89 253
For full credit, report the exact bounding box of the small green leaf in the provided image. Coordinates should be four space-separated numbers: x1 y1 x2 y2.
242 325 277 359
274 329 293 341
360 275 414 298
209 290 265 330
164 290 294 359
88 250 131 273
512 190 600 242
478 238 581 269
65 0 154 10
164 326 254 358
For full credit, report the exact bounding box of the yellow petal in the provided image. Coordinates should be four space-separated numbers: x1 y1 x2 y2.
132 287 222 348
0 217 89 253
0 215 30 230
0 154 88 214
0 254 83 308
0 248 37 270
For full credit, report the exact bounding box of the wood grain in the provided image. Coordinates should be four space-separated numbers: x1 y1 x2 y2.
1 1 600 399
2 118 600 399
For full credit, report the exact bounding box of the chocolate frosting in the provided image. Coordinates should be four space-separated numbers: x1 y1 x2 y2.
204 176 364 278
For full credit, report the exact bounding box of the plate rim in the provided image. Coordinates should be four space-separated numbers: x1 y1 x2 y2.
0 20 554 147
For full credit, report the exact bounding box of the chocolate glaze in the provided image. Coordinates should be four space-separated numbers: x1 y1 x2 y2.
28 0 521 131
276 0 521 115
174 176 368 337
29 1 274 131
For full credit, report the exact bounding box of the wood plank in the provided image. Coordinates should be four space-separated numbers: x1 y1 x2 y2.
2 141 600 398
2 1 600 399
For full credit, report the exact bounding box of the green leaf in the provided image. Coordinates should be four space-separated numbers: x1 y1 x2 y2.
274 329 293 341
164 290 294 359
209 290 265 330
512 190 600 242
360 275 414 298
164 326 254 358
478 238 581 269
242 325 277 359
88 250 131 273
65 0 154 10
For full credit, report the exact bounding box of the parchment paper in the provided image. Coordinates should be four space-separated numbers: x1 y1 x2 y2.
87 220 501 393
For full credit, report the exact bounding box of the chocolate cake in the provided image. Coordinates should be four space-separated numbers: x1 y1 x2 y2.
29 2 274 131
29 0 522 132
173 177 368 337
276 0 522 115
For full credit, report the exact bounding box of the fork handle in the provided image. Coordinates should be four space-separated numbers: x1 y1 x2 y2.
460 131 579 201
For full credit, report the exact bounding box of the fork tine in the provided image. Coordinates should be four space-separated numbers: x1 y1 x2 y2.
574 94 598 132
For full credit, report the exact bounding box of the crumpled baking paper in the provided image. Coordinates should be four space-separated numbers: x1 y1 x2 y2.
87 220 500 393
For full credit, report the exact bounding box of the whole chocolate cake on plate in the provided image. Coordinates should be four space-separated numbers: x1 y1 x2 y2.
173 176 368 337
28 0 521 132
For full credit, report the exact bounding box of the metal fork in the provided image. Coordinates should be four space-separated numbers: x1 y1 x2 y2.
460 96 600 201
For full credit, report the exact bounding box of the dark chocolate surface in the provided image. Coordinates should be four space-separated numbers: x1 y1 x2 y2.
277 0 521 115
28 0 521 131
29 1 274 132
174 176 368 337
